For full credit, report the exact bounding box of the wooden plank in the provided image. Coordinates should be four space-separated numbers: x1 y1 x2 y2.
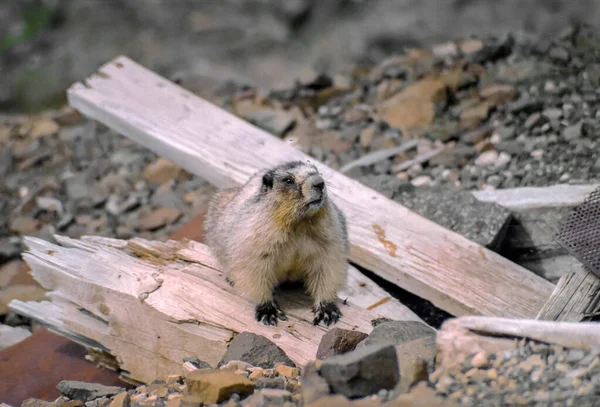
11 235 383 384
536 264 600 322
472 184 599 211
66 55 554 318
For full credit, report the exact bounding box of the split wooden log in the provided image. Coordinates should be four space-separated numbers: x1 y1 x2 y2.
10 235 391 384
66 55 554 318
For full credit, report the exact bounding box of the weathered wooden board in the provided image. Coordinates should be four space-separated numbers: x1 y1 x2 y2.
10 235 384 384
66 55 554 318
472 184 599 211
536 264 600 322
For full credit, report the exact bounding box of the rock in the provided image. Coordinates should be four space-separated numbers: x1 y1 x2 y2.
474 150 499 167
151 183 186 211
0 284 48 314
65 175 95 201
394 338 432 393
563 121 583 141
275 364 299 378
319 344 400 398
359 125 377 148
0 239 21 264
0 149 13 175
29 119 59 139
410 175 432 187
305 395 350 407
549 46 570 63
245 389 292 406
54 107 83 126
137 207 182 231
316 328 369 360
255 376 286 390
391 382 459 406
183 357 212 370
142 157 183 184
461 124 494 145
244 109 296 137
9 216 40 234
495 141 523 155
493 125 515 140
184 370 255 405
20 399 54 407
56 381 125 402
360 321 435 348
218 332 296 369
36 196 64 214
543 108 562 120
0 323 31 350
508 97 543 114
108 392 129 407
393 185 511 250
377 78 447 137
479 84 516 106
524 113 546 129
460 103 490 127
432 42 458 59
300 361 331 405
459 39 484 56
471 352 489 368
84 397 111 407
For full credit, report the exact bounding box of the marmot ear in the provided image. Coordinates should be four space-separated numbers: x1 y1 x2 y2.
262 171 274 189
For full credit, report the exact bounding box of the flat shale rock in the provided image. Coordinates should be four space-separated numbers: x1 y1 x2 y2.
393 185 512 250
0 324 31 350
316 328 369 360
319 344 400 399
184 370 255 405
218 332 296 369
359 321 435 348
56 381 125 403
244 389 292 406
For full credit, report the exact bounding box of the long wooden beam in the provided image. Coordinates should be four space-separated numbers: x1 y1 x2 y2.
66 55 554 318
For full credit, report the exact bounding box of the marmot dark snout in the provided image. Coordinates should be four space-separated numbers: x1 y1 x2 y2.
204 160 349 326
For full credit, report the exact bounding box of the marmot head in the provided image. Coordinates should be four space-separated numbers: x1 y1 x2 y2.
261 160 328 224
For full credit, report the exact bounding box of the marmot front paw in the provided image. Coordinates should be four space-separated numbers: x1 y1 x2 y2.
312 301 341 326
255 301 288 326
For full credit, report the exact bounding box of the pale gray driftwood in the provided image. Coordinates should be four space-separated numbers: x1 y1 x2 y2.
10 235 384 384
66 55 554 318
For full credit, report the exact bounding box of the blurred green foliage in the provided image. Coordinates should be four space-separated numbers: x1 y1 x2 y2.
0 1 55 53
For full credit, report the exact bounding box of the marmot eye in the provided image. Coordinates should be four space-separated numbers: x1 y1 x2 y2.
282 177 294 186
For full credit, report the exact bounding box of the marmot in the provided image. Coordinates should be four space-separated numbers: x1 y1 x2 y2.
204 160 349 326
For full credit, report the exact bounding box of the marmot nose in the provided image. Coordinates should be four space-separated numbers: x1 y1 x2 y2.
312 176 325 191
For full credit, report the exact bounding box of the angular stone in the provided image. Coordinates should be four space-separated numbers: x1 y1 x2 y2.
184 370 255 405
218 332 295 369
300 361 331 405
56 381 125 402
29 119 59 139
377 78 447 137
275 364 299 378
316 328 368 360
20 399 54 407
319 344 400 398
305 395 351 407
9 216 40 235
393 185 511 250
244 109 296 137
563 121 583 141
108 392 129 407
245 389 292 407
142 157 183 185
479 84 516 106
508 97 543 114
360 321 435 348
255 376 286 390
524 113 547 129
137 207 182 231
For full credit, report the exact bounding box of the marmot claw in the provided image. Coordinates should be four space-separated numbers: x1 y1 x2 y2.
312 301 341 326
255 301 288 326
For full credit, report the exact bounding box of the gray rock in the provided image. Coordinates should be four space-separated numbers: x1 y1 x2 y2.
319 343 400 398
183 356 212 369
524 113 547 129
494 125 516 140
393 185 512 250
0 239 22 264
549 46 570 63
56 381 125 402
543 108 562 121
244 109 296 137
508 97 543 114
316 328 368 360
245 389 292 407
563 121 583 141
0 149 13 176
218 332 296 369
64 174 95 201
495 140 524 155
255 377 286 390
300 361 330 404
151 185 186 211
56 213 75 231
360 321 435 348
